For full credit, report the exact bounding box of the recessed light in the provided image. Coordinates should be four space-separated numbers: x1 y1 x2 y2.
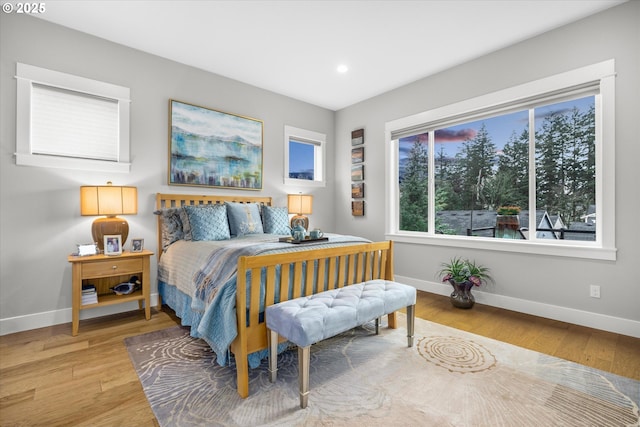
337 64 349 73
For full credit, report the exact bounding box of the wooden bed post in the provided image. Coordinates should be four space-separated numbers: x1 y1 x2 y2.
235 256 250 398
385 240 398 329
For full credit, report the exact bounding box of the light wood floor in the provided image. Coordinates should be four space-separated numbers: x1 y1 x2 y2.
1 291 638 426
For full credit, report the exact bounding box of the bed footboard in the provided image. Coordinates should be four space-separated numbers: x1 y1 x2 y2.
231 240 395 398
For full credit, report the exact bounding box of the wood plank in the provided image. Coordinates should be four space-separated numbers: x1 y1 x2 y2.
0 292 638 426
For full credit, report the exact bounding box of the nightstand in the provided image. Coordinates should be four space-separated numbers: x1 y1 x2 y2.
67 249 153 336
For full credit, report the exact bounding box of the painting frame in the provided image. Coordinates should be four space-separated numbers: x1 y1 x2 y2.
351 128 364 146
169 99 264 190
351 164 364 181
352 200 365 216
351 146 364 164
351 182 365 199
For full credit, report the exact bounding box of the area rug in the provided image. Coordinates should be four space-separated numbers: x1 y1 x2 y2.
125 315 639 427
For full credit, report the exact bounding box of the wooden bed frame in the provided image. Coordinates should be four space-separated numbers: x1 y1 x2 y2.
155 193 396 398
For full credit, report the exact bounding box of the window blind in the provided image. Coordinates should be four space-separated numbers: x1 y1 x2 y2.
31 83 119 161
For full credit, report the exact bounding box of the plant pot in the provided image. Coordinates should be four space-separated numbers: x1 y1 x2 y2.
496 214 520 239
449 280 475 309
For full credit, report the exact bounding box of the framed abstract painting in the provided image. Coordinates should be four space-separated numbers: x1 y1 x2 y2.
169 100 263 190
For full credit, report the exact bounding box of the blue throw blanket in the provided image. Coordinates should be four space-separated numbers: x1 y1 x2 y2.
192 241 283 311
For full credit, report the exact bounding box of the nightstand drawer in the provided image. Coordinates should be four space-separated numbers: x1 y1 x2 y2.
81 258 143 279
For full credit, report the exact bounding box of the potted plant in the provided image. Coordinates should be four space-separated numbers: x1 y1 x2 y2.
496 205 521 239
439 257 492 309
497 205 521 215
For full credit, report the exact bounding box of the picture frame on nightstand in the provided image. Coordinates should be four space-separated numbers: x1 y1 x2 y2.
76 243 97 256
131 238 144 253
104 235 122 256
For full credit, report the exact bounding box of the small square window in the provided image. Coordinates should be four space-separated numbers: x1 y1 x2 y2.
284 125 325 187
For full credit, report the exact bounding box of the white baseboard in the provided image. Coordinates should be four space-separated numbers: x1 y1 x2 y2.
395 275 640 339
0 294 160 336
2 285 639 340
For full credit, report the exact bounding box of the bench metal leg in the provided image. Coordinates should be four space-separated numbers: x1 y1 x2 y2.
268 329 278 382
298 345 310 409
406 304 415 347
375 317 381 334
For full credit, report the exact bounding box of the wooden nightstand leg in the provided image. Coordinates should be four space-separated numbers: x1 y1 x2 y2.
142 255 151 320
71 264 81 336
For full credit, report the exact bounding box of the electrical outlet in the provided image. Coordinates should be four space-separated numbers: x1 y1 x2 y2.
590 285 601 298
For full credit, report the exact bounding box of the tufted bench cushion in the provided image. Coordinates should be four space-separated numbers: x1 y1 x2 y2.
266 279 416 408
266 279 416 348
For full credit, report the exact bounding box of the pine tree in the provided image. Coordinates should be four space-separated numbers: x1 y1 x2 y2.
493 129 529 209
456 124 497 210
399 139 429 231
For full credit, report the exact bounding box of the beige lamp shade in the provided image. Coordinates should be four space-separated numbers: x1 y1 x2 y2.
287 194 313 215
80 182 137 251
80 185 137 216
288 194 313 230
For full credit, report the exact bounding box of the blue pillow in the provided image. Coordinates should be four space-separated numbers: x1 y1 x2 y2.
182 204 230 241
262 206 290 234
226 202 264 236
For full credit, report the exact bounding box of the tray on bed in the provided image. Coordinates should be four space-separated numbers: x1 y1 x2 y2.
279 237 329 244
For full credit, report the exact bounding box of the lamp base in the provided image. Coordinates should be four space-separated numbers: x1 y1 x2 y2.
92 217 129 251
290 215 309 231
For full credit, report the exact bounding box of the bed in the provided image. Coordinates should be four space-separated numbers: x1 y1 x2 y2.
155 193 396 397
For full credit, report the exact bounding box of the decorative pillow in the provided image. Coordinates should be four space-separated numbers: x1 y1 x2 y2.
182 204 230 241
262 206 290 235
153 207 184 251
179 208 193 241
226 202 264 236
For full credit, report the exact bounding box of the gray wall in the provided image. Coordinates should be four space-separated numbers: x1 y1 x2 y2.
335 1 639 336
0 13 335 332
2 3 639 337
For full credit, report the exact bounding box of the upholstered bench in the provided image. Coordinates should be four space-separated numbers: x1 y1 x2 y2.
266 279 416 408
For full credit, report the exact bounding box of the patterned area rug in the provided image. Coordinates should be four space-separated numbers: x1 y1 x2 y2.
125 315 639 427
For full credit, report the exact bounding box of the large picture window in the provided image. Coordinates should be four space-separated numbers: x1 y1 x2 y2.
386 61 616 260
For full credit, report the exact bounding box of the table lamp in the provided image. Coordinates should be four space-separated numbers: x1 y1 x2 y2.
288 193 313 230
80 181 137 251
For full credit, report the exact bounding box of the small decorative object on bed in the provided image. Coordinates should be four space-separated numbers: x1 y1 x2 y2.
155 193 392 398
169 100 263 190
439 257 491 309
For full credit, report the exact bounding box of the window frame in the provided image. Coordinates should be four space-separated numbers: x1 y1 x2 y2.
15 63 131 173
284 125 326 187
385 60 616 261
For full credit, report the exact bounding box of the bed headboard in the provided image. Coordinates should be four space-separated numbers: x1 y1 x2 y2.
155 193 273 259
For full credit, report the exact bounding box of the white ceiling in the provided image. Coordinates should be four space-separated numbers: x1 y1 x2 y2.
34 0 625 111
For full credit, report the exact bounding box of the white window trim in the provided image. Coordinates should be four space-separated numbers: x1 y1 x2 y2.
284 125 326 187
385 60 616 261
15 63 131 173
